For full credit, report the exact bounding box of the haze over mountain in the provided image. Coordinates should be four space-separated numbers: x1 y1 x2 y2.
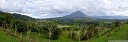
57 11 128 19
92 16 128 19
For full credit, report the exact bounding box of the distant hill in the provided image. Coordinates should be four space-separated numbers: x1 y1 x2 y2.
11 13 35 20
46 11 94 25
63 11 128 19
0 11 35 20
92 16 128 19
45 11 128 24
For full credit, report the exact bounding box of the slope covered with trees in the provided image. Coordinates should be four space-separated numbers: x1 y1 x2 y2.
0 11 128 42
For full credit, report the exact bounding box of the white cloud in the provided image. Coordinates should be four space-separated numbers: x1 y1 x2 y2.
0 0 128 18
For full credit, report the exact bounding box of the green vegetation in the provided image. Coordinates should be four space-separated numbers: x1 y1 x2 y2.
93 24 128 42
0 30 18 42
0 11 128 42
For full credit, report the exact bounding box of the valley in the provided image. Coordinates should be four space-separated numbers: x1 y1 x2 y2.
0 11 128 42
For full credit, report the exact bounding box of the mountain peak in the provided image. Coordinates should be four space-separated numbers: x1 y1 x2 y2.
64 11 87 18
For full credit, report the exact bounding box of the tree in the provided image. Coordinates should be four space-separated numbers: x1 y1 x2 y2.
80 25 95 40
41 22 62 40
114 21 122 27
13 20 28 32
50 26 61 39
0 12 14 29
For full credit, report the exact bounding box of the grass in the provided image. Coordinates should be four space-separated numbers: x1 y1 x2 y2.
29 31 86 42
0 24 128 42
0 30 18 42
92 24 128 42
108 24 128 40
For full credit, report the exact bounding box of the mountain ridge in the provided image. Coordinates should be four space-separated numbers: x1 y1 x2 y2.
63 11 87 18
0 11 35 20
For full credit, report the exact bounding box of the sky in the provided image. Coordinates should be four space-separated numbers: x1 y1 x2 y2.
0 0 128 18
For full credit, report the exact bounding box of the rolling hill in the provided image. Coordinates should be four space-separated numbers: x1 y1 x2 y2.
0 11 35 20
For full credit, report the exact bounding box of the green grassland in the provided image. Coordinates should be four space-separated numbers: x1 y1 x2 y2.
0 30 18 42
0 24 128 42
92 24 128 42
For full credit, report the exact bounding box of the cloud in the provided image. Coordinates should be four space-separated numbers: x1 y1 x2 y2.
0 0 128 18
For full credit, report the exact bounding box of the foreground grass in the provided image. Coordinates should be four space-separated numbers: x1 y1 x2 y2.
29 31 87 42
92 24 128 42
0 24 128 42
0 30 18 42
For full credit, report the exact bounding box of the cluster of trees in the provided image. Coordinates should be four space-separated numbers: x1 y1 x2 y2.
38 22 62 40
0 12 14 29
67 20 123 41
0 11 62 40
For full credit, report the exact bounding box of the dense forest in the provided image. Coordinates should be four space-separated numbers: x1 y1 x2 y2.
0 11 128 42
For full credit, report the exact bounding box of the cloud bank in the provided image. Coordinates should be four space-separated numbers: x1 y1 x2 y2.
0 0 128 18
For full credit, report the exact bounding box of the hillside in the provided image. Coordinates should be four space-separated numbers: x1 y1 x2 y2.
0 11 35 20
93 24 128 42
11 13 35 20
0 29 18 42
92 16 128 19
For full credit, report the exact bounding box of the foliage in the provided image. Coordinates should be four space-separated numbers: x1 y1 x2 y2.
0 11 127 42
37 22 62 40
114 21 122 27
13 20 27 32
0 12 14 28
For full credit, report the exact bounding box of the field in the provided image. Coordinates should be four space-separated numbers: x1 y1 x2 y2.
0 30 18 42
93 24 128 42
0 24 128 42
